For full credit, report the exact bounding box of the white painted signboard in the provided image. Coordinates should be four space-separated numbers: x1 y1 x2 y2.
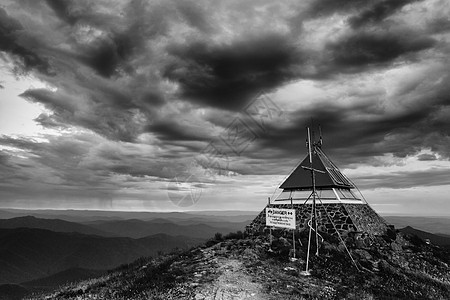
266 208 296 229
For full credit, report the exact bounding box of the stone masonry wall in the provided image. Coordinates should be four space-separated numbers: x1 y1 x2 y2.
246 203 388 237
343 204 388 236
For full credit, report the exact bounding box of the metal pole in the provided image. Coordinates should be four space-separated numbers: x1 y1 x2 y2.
308 128 319 256
292 230 296 258
312 162 319 256
291 196 295 259
305 127 313 273
305 206 313 273
268 197 273 251
269 227 273 248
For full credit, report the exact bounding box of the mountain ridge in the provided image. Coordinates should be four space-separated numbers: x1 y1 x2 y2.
86 218 250 239
27 226 450 300
399 226 450 249
384 216 450 235
0 228 202 284
0 216 112 237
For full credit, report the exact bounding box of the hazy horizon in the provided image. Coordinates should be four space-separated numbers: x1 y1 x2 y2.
1 207 450 218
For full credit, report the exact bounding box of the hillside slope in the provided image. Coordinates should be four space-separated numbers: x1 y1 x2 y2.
22 268 105 288
29 229 450 300
384 216 450 235
0 228 202 284
400 226 450 249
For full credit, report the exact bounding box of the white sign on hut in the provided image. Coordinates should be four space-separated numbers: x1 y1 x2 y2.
266 208 296 229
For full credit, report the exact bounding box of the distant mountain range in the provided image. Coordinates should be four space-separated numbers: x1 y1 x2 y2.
0 215 251 239
399 226 450 249
0 216 112 236
0 209 258 223
26 225 450 300
384 216 450 235
0 228 202 284
84 218 250 239
0 213 251 288
0 209 449 300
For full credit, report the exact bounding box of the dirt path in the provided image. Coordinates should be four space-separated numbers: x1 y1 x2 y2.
193 256 269 300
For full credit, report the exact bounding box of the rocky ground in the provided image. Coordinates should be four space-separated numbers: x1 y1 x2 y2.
193 257 265 299
26 230 450 300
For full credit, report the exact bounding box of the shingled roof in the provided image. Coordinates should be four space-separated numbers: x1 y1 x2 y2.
280 146 354 190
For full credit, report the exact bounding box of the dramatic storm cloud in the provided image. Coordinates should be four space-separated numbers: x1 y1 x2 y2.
0 0 450 215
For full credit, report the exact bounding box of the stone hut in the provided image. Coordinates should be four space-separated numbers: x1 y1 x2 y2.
247 133 389 238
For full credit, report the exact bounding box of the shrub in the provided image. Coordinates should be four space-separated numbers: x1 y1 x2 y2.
214 232 223 241
224 230 244 240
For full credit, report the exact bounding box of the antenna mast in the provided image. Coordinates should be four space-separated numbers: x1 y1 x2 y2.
301 126 359 274
303 127 320 275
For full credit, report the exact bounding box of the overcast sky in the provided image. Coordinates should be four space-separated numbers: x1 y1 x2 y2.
1 0 450 215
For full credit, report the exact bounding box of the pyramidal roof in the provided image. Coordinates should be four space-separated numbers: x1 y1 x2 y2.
280 146 354 190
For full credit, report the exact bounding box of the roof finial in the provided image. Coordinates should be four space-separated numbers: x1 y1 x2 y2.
318 125 323 148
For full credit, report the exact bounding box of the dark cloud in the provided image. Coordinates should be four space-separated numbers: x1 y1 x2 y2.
20 88 145 142
1 0 450 210
45 0 124 29
107 162 172 179
74 22 152 78
79 39 122 77
173 0 213 33
0 134 178 191
139 90 165 107
417 153 437 161
348 0 420 28
45 0 80 25
305 0 372 19
3 0 172 143
0 8 52 75
0 152 10 167
327 30 436 69
20 89 77 114
148 120 212 143
356 168 450 189
33 113 68 129
427 17 450 34
0 135 41 152
164 34 302 110
0 135 88 167
70 31 134 78
253 77 450 168
45 0 170 78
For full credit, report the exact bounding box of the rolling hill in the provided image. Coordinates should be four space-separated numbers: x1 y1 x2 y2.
85 218 249 239
0 284 29 300
30 227 450 300
399 226 450 249
0 216 112 237
0 228 202 284
22 268 105 288
0 209 257 223
384 216 450 235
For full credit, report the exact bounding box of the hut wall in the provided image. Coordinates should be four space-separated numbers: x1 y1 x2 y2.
246 203 388 237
